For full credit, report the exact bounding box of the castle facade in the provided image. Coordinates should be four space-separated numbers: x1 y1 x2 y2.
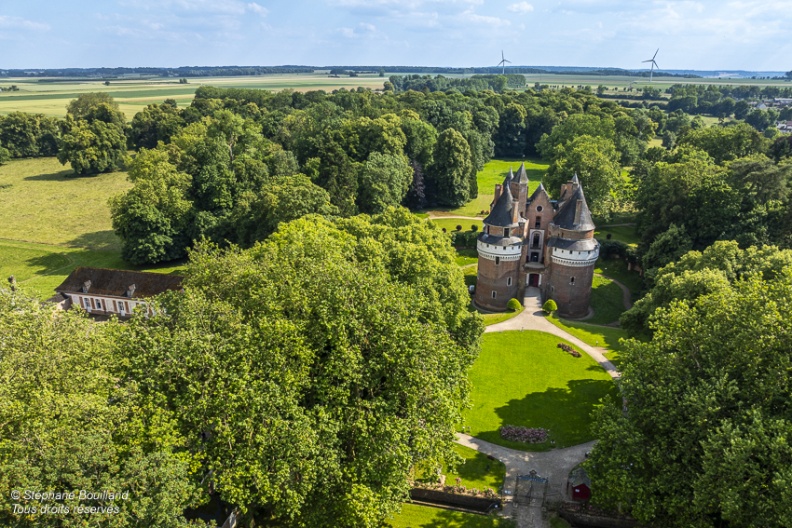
474 164 599 318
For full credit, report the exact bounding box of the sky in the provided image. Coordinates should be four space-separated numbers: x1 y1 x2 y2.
1 0 791 71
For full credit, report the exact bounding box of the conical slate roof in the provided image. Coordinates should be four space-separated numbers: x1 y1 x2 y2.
484 180 519 228
553 184 595 231
516 163 529 184
504 167 514 185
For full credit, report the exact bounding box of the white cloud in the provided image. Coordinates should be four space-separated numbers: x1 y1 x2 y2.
246 2 269 16
0 16 50 31
338 22 378 38
507 2 534 14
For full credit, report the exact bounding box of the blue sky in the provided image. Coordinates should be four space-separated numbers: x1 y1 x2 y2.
1 0 790 71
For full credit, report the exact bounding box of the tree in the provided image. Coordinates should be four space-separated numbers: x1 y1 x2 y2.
0 289 206 528
57 118 128 175
428 128 473 207
114 209 483 526
110 149 193 264
537 113 616 160
542 299 557 313
544 135 623 217
232 174 337 246
130 101 185 150
357 152 413 214
588 256 792 527
494 102 527 158
66 92 121 120
677 122 767 164
0 145 9 164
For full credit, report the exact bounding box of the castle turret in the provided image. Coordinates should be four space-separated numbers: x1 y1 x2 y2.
475 174 523 311
510 163 529 217
543 178 599 318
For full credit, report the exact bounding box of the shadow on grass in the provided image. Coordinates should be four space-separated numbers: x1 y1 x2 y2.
476 379 618 450
67 230 122 252
23 169 81 181
26 246 188 278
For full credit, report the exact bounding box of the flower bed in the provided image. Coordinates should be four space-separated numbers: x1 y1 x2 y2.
499 424 548 443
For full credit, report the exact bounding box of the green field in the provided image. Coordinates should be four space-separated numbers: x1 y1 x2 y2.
463 331 618 451
417 444 506 493
0 74 389 118
595 258 643 299
430 218 483 234
426 159 548 218
587 275 628 325
386 504 513 528
595 224 640 247
0 157 184 299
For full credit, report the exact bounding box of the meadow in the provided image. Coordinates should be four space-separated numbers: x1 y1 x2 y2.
0 157 184 299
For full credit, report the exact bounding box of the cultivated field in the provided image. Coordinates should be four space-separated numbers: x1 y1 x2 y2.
0 73 389 118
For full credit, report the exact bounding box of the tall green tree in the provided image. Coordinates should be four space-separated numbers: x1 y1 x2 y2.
115 209 483 527
589 254 792 527
428 128 473 208
357 152 413 214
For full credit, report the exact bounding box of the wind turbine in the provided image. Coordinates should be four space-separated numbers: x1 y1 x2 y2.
498 50 512 75
642 48 659 82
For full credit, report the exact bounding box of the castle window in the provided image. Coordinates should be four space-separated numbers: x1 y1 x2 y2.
507 277 512 286
491 291 497 299
495 257 500 265
535 216 541 229
537 206 543 212
570 277 576 285
532 233 541 248
531 252 539 262
504 228 510 237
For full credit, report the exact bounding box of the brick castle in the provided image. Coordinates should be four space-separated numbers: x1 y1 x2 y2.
474 164 599 318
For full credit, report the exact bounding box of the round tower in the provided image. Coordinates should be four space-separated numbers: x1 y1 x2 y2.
475 172 523 311
543 176 599 318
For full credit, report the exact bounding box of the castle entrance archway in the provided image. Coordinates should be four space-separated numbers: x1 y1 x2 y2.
528 273 540 287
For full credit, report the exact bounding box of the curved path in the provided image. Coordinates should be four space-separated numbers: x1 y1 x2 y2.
454 288 622 526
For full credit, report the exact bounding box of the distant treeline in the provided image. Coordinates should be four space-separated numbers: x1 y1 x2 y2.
0 65 701 79
0 66 315 78
387 74 526 92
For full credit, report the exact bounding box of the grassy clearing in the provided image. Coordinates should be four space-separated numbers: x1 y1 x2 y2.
595 258 643 299
430 218 483 233
0 157 131 250
463 331 618 451
480 305 523 326
587 275 626 325
426 158 548 218
546 316 629 353
417 444 506 492
595 224 640 247
386 504 513 528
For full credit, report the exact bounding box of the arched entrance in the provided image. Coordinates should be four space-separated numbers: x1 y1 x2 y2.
528 273 540 287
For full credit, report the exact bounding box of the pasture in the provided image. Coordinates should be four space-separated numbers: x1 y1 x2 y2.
0 157 184 299
463 331 618 451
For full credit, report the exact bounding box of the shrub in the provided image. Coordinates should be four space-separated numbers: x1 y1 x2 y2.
507 298 521 311
0 146 10 165
542 299 558 313
456 224 462 231
471 224 478 232
499 425 548 443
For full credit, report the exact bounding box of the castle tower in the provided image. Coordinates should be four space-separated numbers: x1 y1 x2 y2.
509 163 529 217
542 176 599 318
475 172 523 311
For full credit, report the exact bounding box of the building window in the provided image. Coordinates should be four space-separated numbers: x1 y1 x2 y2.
570 277 576 285
504 228 510 237
491 291 497 299
535 216 541 229
507 277 512 286
537 206 543 212
96 298 102 310
532 233 541 248
531 252 539 262
495 256 500 265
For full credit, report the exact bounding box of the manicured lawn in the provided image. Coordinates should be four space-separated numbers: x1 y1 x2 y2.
587 275 626 325
426 158 548 218
0 157 131 251
546 316 630 353
417 444 506 492
464 331 618 451
386 504 513 528
430 218 483 233
456 253 478 267
480 305 523 327
595 258 643 300
594 225 640 247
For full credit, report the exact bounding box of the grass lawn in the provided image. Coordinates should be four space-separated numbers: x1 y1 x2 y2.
464 331 618 451
426 158 548 218
417 444 506 492
0 157 131 250
595 258 643 300
386 504 513 528
546 316 630 353
587 275 626 325
594 225 640 247
480 305 523 326
0 157 185 300
430 218 483 233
